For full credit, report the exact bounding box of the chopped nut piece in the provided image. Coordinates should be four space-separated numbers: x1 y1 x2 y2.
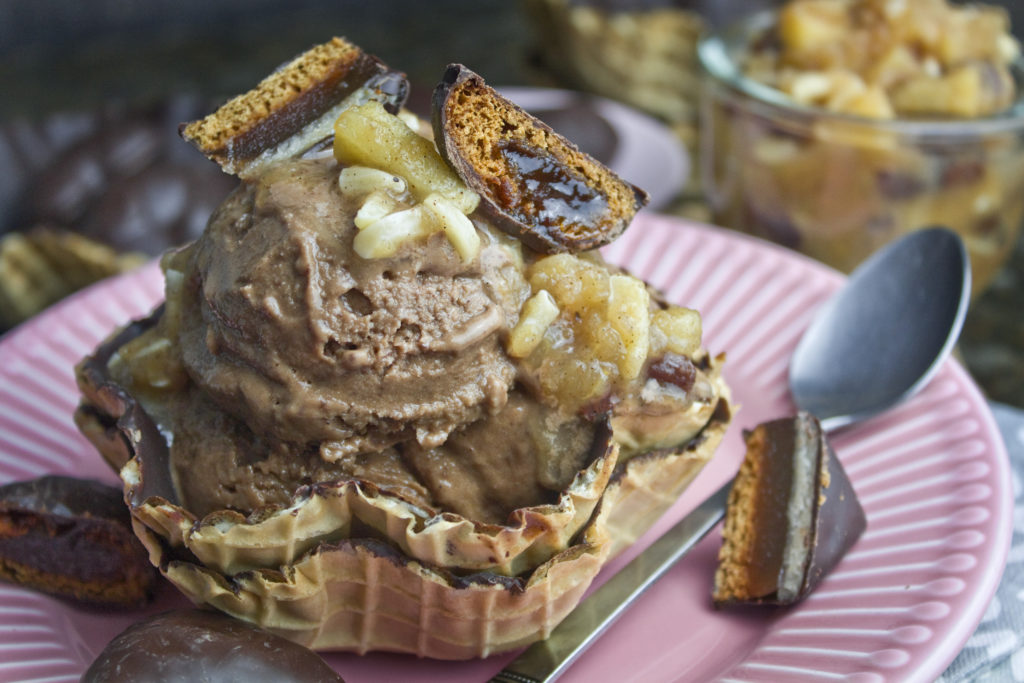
354 190 400 229
353 205 433 259
338 166 408 198
423 192 481 262
783 71 834 103
997 34 1021 63
397 109 422 132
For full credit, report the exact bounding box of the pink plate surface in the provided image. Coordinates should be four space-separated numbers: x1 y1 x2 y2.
0 214 1012 682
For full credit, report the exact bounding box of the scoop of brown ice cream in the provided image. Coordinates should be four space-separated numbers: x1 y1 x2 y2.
174 157 528 459
163 381 598 523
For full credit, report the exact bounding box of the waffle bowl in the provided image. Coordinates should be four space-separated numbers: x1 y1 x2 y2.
600 396 730 558
135 505 611 657
75 307 730 657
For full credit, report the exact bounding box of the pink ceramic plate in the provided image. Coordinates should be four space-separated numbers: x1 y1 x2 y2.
0 214 1011 682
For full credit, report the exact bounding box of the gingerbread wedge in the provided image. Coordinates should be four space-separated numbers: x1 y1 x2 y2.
0 475 157 607
713 412 866 606
181 37 408 179
432 64 648 254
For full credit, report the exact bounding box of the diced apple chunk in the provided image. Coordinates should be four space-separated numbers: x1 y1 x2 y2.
507 290 560 358
607 275 650 381
778 1 850 65
334 101 479 213
652 308 702 357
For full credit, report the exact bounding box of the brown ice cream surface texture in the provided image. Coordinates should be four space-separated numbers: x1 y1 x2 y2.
111 153 603 523
178 158 521 458
113 144 721 523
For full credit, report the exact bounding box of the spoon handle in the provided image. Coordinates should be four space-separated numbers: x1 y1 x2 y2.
489 480 732 683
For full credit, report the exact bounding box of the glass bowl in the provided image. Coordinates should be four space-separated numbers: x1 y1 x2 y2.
697 10 1024 295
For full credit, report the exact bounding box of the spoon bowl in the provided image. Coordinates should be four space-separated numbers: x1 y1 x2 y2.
788 227 972 431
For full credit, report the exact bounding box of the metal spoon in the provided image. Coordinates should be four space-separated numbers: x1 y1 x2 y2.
789 227 972 431
492 227 972 683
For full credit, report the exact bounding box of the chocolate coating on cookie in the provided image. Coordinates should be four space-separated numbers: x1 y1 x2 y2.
74 307 179 506
0 475 156 606
432 64 647 254
15 102 237 253
82 609 344 683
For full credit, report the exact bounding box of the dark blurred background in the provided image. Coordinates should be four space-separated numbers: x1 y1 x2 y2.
2 0 1022 113
0 0 1021 407
0 1 538 117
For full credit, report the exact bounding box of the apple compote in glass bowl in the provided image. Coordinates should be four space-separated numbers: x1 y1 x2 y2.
699 0 1024 295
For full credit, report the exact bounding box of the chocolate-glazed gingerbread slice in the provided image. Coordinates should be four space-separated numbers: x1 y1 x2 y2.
181 37 409 179
713 412 866 606
432 64 647 254
82 609 344 683
0 475 157 607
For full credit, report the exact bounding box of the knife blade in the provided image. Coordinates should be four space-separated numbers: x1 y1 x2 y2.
489 479 732 683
